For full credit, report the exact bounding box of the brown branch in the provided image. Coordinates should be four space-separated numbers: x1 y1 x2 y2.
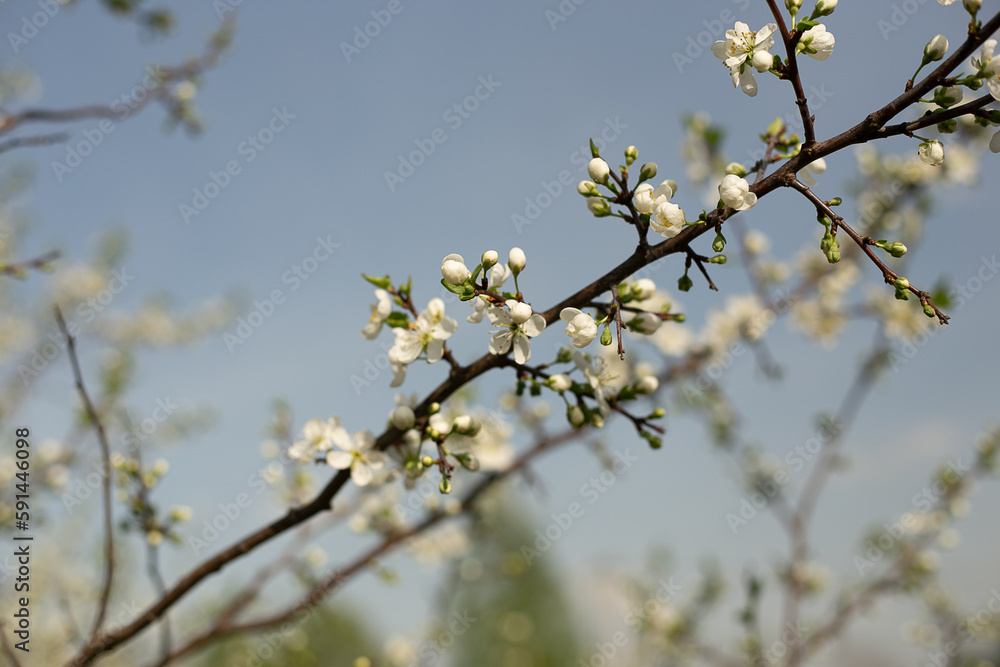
143 426 583 666
55 308 117 644
64 14 1000 664
788 178 949 323
765 0 816 146
0 250 60 278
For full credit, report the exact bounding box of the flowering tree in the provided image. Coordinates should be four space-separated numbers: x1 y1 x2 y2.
2 1 1000 666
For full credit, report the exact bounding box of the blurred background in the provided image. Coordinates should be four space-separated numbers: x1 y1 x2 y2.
1 0 999 665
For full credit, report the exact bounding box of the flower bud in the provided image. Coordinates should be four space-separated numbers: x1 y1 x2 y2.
549 374 573 392
625 145 638 166
752 50 773 72
441 254 471 285
568 405 585 427
708 255 727 264
785 0 802 16
439 478 452 494
481 250 498 269
631 278 656 300
712 232 726 253
600 325 612 346
724 162 747 177
963 0 982 14
391 406 415 430
678 273 693 292
587 198 611 217
924 34 948 62
577 180 598 196
508 300 533 324
588 157 611 184
893 277 910 290
918 140 945 166
639 162 658 181
886 242 908 258
508 247 526 274
814 0 837 16
635 375 659 394
932 86 963 108
923 303 937 318
421 455 434 467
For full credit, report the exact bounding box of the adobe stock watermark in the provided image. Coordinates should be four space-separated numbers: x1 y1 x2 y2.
384 74 501 192
59 396 178 513
877 0 938 41
16 267 134 386
852 457 970 575
7 0 65 54
544 0 590 31
678 289 796 406
186 462 281 556
222 235 340 353
405 610 477 666
340 0 416 63
921 588 1000 667
179 107 296 224
671 0 753 73
725 419 841 534
50 67 166 182
580 577 682 667
889 254 999 372
511 116 628 234
519 448 639 566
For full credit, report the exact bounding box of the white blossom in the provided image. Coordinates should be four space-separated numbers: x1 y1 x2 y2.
634 179 674 214
441 253 471 285
711 21 777 97
972 39 1000 101
388 298 457 368
559 307 598 348
918 140 945 166
797 24 835 61
719 174 757 210
361 288 392 340
487 301 546 364
650 201 686 238
798 157 827 186
326 429 385 487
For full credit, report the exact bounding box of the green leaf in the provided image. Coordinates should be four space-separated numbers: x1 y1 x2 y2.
362 273 391 289
385 312 410 329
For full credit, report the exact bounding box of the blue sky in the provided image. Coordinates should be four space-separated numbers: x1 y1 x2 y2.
5 0 1000 662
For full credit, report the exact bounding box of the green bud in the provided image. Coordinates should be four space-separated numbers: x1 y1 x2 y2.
439 478 452 494
766 116 785 137
893 277 910 290
966 77 983 91
456 453 480 472
600 325 612 346
639 162 658 182
828 197 842 206
589 138 600 158
936 119 959 134
813 0 837 17
923 303 936 318
421 455 434 468
712 232 726 253
428 402 440 415
678 273 693 292
708 255 727 264
894 288 910 301
644 432 663 449
886 242 908 258
625 145 638 166
651 407 666 418
673 313 686 323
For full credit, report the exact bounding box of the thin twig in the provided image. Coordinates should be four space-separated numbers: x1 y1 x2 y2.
55 308 117 643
